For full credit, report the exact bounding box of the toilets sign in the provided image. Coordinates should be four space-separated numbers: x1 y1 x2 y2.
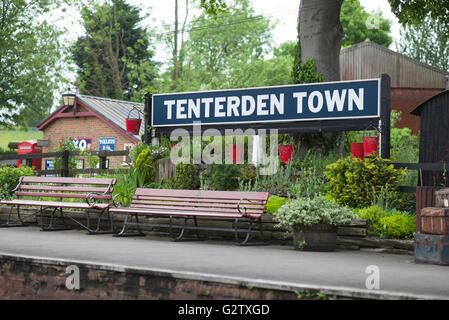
152 79 380 127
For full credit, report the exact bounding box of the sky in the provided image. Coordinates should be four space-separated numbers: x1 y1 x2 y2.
60 0 402 84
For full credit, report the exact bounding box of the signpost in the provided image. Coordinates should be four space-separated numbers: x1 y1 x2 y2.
146 74 390 158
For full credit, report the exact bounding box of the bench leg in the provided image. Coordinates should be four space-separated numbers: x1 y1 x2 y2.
234 218 269 246
0 205 28 227
86 208 115 235
40 207 71 231
172 216 204 242
114 213 145 237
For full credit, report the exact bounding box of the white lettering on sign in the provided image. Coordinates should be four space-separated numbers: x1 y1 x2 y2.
293 89 364 114
164 100 175 120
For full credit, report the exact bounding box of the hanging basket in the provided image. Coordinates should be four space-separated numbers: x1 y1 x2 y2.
279 144 295 164
351 142 364 160
363 136 379 157
125 106 142 135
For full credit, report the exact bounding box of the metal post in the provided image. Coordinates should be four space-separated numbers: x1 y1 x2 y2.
144 92 152 145
61 150 70 177
380 73 391 159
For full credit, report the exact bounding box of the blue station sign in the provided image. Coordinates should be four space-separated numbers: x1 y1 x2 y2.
152 79 380 127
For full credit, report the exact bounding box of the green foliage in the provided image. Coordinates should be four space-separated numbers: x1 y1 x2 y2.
53 139 80 175
174 163 199 190
201 164 240 191
293 59 324 85
0 166 34 200
325 156 406 208
266 196 289 214
379 215 416 239
129 143 150 164
274 196 355 230
135 149 156 184
289 168 327 199
340 0 392 48
355 205 415 239
0 0 68 127
158 0 274 92
112 166 146 206
72 0 157 100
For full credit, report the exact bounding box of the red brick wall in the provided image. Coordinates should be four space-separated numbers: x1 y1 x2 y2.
391 88 442 134
41 115 137 170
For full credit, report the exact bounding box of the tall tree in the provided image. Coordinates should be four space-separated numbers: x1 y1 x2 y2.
0 0 68 127
72 0 158 100
397 15 449 71
163 0 273 92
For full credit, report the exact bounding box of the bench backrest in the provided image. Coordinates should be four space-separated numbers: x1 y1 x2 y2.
15 176 116 201
130 188 270 217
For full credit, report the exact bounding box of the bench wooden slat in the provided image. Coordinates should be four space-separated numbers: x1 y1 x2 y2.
0 199 109 209
135 188 270 201
20 185 114 193
130 203 265 214
135 195 266 205
132 199 266 211
15 191 112 200
21 176 116 185
110 207 262 219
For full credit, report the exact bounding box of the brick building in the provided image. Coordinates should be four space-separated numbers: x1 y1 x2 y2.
340 40 449 134
37 94 144 170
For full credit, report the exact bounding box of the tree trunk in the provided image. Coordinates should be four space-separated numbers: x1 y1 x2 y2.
298 0 343 81
171 0 179 89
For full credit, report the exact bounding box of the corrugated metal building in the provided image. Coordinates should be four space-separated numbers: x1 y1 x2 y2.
340 40 449 133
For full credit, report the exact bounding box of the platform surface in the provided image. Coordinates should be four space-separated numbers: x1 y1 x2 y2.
0 227 448 299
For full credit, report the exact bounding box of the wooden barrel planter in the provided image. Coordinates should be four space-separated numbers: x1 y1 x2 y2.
292 224 338 251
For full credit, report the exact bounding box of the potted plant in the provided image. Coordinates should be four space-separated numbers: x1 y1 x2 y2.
279 134 295 164
274 196 355 251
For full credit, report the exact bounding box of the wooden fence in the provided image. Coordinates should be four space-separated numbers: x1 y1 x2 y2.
394 162 448 193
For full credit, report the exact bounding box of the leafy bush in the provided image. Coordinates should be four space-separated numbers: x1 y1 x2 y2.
174 163 199 190
274 196 355 230
325 156 406 208
0 166 34 200
354 206 385 235
135 149 156 184
379 215 415 239
53 139 80 175
355 205 415 239
200 164 240 191
266 196 289 214
129 143 150 164
112 166 147 206
289 168 327 199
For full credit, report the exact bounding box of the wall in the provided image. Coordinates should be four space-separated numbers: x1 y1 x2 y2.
41 112 136 170
391 88 442 134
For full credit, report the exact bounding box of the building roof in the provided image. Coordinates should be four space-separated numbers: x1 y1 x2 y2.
411 89 449 116
38 94 145 143
340 40 449 89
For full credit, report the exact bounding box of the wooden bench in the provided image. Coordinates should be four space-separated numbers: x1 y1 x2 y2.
110 188 270 245
0 176 117 234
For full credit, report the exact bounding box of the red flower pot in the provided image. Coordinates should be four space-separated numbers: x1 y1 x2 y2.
363 136 379 157
279 145 295 164
351 142 364 160
125 118 141 135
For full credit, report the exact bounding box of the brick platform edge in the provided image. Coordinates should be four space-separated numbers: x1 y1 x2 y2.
0 253 437 300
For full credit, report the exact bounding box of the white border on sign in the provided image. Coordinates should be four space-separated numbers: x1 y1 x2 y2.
151 78 381 128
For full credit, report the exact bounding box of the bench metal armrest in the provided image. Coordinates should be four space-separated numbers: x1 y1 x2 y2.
237 197 254 217
1 177 24 201
112 194 121 208
85 192 99 206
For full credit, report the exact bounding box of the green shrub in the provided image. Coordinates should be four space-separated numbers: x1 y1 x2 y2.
174 163 199 190
0 166 34 200
129 143 150 163
325 155 406 208
379 215 415 239
200 164 240 191
289 168 327 199
135 149 156 184
355 205 415 239
266 196 289 214
354 206 385 235
112 166 147 206
274 196 355 230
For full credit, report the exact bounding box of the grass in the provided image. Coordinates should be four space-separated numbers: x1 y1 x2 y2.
0 128 42 152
